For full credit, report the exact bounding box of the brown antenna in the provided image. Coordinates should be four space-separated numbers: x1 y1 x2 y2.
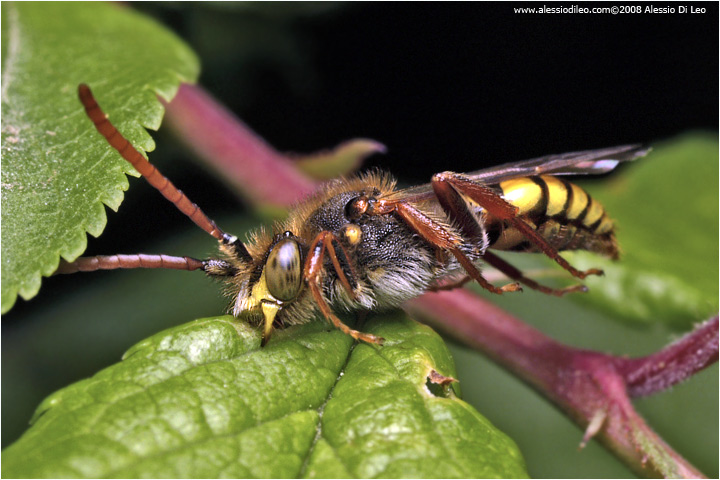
78 84 232 245
55 254 205 274
55 84 251 276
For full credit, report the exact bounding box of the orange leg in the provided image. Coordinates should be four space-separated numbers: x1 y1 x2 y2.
429 275 472 292
370 200 520 295
481 251 587 296
431 172 602 280
303 231 383 344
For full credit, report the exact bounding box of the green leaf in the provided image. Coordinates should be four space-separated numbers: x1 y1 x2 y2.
2 314 527 478
1 2 199 313
567 133 719 327
294 139 387 180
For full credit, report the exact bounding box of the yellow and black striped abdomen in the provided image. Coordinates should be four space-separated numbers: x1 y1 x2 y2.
488 175 618 258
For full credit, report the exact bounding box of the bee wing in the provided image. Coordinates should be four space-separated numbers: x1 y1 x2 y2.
389 144 649 201
465 144 649 183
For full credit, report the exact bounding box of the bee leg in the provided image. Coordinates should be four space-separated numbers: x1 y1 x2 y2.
305 231 359 300
370 200 520 295
429 276 472 292
431 172 602 280
304 231 384 345
481 251 587 296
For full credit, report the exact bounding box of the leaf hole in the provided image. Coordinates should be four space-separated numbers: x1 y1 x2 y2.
425 369 457 398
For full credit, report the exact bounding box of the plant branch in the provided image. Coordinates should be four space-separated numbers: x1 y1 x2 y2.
615 316 718 397
163 84 385 216
403 289 713 478
163 84 316 213
163 83 715 478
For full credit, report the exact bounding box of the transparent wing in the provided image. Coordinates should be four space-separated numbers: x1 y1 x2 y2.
390 144 650 202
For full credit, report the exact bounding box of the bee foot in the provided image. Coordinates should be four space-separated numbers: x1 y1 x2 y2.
578 268 604 279
500 282 523 293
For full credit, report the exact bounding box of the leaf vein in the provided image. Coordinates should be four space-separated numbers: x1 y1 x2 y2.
297 340 359 477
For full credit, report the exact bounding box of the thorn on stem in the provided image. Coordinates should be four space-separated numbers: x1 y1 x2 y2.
580 409 607 449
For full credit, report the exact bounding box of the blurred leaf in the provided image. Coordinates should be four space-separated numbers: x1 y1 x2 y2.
565 133 719 328
2 314 526 478
1 2 199 313
481 134 719 328
294 139 387 180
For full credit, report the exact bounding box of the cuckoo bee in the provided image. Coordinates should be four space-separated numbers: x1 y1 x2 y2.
60 84 648 345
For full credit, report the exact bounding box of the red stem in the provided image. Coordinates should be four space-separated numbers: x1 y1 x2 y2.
615 316 718 397
403 290 711 478
163 84 317 211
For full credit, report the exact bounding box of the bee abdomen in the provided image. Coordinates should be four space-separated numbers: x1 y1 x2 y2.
489 175 618 258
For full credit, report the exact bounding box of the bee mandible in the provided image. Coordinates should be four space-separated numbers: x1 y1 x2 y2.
58 85 648 345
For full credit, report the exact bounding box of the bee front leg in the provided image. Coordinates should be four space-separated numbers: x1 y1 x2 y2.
303 231 384 345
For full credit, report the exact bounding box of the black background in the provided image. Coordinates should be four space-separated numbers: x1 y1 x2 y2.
93 2 720 257
17 1 717 311
4 3 719 463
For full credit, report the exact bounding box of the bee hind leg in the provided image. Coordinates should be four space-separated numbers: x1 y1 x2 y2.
370 200 520 295
481 251 588 296
431 172 602 280
429 275 472 292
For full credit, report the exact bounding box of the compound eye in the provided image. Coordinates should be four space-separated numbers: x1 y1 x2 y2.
265 238 303 302
345 196 369 220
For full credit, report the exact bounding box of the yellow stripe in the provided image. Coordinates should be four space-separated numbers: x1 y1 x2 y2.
490 226 527 250
541 175 568 216
594 215 614 234
566 183 588 220
500 178 542 215
583 197 605 227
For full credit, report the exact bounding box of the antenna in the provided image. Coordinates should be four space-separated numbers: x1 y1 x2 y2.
78 84 231 244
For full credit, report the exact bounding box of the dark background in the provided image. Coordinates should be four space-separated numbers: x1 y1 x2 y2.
101 1 720 254
4 3 718 476
27 2 719 261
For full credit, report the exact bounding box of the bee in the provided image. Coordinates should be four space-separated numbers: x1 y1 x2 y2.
59 84 648 345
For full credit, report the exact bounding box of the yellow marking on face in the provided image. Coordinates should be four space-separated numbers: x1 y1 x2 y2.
250 270 274 307
343 224 363 245
261 301 281 341
565 183 589 220
238 269 281 317
542 176 568 216
500 178 543 215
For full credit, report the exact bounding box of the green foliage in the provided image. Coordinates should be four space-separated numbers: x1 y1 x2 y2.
2 315 526 478
491 134 718 329
0 2 199 313
569 133 719 328
1 2 715 477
